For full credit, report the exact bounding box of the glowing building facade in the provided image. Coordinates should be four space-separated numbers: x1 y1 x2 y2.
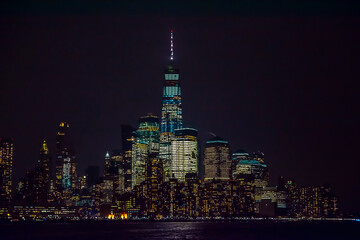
0 138 13 202
160 30 183 181
203 136 231 181
231 149 250 179
132 114 160 188
170 128 198 182
233 151 269 188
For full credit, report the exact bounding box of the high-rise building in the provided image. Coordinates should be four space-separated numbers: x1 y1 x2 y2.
103 150 125 203
55 122 77 193
55 122 68 191
0 138 13 203
231 149 250 179
160 30 183 181
233 151 269 188
170 128 198 182
145 153 164 216
35 140 51 203
132 114 160 188
121 124 135 192
203 136 231 181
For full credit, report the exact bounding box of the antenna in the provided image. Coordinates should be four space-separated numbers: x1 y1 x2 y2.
170 29 174 61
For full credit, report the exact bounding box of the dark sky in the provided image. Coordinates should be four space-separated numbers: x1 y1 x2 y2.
1 1 360 215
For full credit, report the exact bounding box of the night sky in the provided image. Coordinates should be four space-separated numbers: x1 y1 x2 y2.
1 2 359 215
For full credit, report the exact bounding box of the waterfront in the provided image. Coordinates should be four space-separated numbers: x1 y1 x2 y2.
0 221 358 240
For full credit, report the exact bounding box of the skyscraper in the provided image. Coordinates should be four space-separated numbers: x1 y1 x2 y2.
145 152 164 216
0 138 13 203
103 150 124 203
55 122 76 193
203 136 232 181
233 151 269 188
231 149 251 179
36 140 51 203
132 114 160 188
160 30 183 181
170 128 198 181
121 124 135 192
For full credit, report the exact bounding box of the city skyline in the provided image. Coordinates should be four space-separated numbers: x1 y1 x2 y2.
1 7 359 216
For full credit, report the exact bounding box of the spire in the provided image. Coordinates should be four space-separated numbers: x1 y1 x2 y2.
170 29 174 61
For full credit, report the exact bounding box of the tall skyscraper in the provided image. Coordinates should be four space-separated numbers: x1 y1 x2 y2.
170 128 198 181
160 30 183 181
36 140 51 203
203 136 232 181
132 114 160 188
0 138 13 203
55 122 76 193
121 124 135 192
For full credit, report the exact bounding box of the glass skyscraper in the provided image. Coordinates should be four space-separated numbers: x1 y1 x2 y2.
132 114 160 188
170 128 198 182
160 30 183 181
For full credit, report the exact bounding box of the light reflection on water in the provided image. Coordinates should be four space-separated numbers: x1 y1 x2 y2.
0 221 358 240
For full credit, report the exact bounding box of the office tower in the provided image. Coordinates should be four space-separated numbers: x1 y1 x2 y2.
121 124 135 192
22 141 53 204
110 150 125 198
231 149 250 179
170 128 198 182
145 153 164 216
132 114 160 188
103 150 124 203
55 122 77 192
0 138 13 203
55 122 68 190
233 152 269 187
203 136 231 181
36 140 51 203
160 30 183 181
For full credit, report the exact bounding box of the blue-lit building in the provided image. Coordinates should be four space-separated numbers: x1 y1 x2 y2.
160 30 183 181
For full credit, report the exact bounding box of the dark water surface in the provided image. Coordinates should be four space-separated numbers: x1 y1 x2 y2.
0 221 358 240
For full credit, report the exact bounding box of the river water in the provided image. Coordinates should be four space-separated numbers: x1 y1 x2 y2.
1 221 358 239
